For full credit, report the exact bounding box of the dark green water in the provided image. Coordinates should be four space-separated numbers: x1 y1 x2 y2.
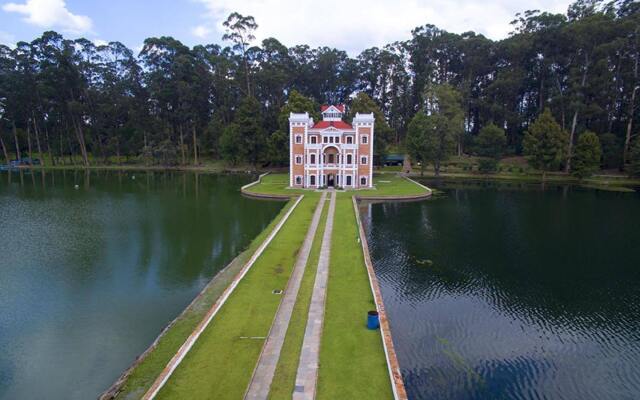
364 181 640 400
0 169 283 400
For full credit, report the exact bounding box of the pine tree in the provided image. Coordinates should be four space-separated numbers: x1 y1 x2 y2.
234 96 266 167
476 123 507 172
523 109 569 181
406 112 429 176
571 131 602 179
219 123 242 165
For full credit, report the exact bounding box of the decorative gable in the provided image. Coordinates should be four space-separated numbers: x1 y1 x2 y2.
321 105 344 121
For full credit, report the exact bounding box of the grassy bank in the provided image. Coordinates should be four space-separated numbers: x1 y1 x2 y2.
268 198 329 399
155 194 321 400
111 198 295 399
402 170 640 192
243 172 431 198
316 194 393 399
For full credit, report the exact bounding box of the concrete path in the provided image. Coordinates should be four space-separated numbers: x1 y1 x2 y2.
293 190 336 400
244 192 327 400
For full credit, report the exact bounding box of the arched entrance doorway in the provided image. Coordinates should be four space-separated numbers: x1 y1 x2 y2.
323 146 339 165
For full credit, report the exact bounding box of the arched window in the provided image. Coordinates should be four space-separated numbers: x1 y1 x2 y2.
360 176 367 186
295 176 302 185
310 154 316 164
346 136 353 144
347 154 353 164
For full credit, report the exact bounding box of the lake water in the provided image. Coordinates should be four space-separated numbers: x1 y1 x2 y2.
0 169 283 400
363 181 640 400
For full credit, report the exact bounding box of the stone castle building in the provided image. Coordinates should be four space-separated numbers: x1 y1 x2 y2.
289 105 374 189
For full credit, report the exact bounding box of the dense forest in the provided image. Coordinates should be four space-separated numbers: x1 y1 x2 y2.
0 0 639 176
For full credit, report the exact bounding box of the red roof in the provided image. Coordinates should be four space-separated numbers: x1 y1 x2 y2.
320 104 345 113
311 120 352 130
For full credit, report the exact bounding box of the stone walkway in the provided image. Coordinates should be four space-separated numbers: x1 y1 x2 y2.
244 192 327 400
293 190 336 400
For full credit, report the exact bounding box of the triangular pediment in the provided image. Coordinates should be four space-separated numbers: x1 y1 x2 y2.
322 105 342 114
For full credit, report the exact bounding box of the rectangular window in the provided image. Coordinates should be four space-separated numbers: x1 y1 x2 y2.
295 175 302 185
360 156 367 165
310 154 316 164
360 176 367 186
347 154 353 164
329 137 334 143
323 136 328 144
361 135 368 144
346 175 352 186
295 155 302 165
310 175 316 186
346 136 353 144
295 135 302 144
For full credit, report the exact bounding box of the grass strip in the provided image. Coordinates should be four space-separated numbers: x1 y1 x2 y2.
112 199 293 400
268 197 330 399
155 194 320 400
244 173 430 198
317 194 393 399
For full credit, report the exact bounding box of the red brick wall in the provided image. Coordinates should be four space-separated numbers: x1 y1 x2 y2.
291 126 305 186
358 127 372 187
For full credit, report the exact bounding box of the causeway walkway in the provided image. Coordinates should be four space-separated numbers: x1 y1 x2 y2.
293 190 337 400
132 174 419 399
244 192 327 399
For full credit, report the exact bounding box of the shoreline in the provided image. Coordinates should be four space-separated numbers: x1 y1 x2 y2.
100 194 298 399
8 164 639 189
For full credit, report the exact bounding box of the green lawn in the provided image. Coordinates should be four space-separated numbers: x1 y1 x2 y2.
317 194 393 399
244 172 430 198
268 199 329 400
357 174 430 198
155 194 321 400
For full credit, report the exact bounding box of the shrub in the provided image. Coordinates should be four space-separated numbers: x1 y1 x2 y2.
478 158 498 174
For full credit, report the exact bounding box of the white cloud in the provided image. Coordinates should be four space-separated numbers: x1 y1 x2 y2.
193 0 572 55
2 0 93 34
191 25 212 39
92 39 108 47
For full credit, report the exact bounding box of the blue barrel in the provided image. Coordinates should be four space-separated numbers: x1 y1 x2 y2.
367 310 380 330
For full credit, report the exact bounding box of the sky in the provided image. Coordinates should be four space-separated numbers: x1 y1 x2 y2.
0 0 574 55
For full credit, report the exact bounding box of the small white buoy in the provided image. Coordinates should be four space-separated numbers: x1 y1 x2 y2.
132 175 136 180
74 184 79 189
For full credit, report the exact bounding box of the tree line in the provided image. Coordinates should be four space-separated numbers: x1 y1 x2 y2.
0 1 639 177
